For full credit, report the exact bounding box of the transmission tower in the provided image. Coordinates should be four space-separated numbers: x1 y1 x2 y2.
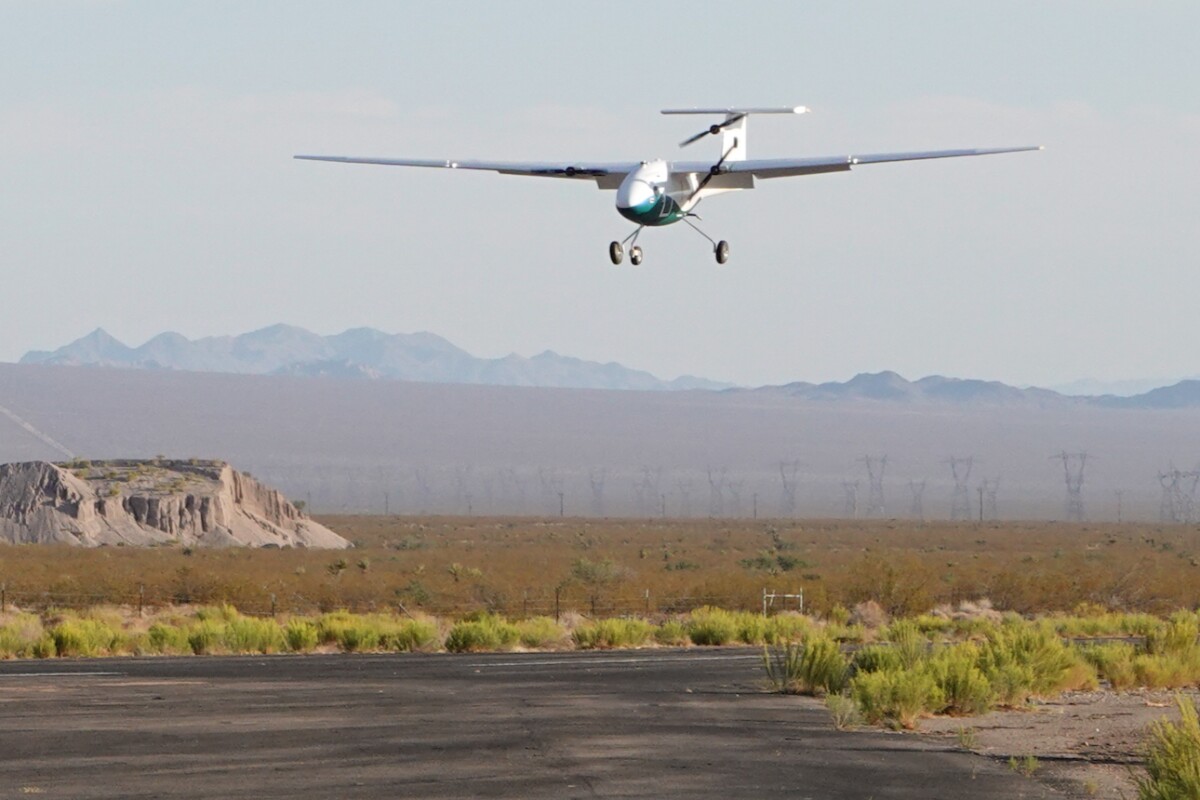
538 467 563 516
779 460 799 517
908 479 926 521
413 468 432 514
589 468 607 517
454 465 473 515
1158 465 1200 523
858 455 888 517
500 468 527 515
842 480 860 518
1051 451 1087 521
706 466 727 517
946 456 974 521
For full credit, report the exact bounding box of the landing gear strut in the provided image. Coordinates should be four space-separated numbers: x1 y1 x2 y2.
610 226 646 265
683 217 729 265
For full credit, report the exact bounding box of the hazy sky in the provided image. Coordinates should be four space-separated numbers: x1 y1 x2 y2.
3 1 1198 388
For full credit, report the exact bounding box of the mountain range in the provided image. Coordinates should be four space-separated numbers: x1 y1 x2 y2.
18 325 1200 409
19 325 729 392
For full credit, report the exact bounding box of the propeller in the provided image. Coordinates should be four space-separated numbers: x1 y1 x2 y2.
685 142 738 206
679 113 746 148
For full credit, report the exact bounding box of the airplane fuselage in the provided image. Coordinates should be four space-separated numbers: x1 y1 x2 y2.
615 160 689 226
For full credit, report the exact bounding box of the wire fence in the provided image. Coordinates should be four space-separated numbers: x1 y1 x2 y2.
0 584 805 621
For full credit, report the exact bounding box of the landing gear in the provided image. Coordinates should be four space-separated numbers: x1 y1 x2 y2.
630 246 643 266
683 216 730 265
715 240 729 265
609 241 623 265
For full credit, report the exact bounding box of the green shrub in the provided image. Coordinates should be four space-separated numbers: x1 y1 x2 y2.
381 618 440 652
573 618 653 649
852 644 903 674
1080 641 1137 690
51 619 118 657
223 616 283 654
1132 653 1200 690
1146 612 1199 659
1137 695 1200 800
513 617 565 649
31 634 56 659
445 615 520 652
283 619 319 652
977 621 1077 704
147 623 190 654
884 619 928 668
654 620 689 646
337 621 381 652
195 603 240 624
763 613 812 645
928 644 993 716
826 692 861 730
851 666 943 729
187 619 225 655
686 607 738 646
763 635 848 696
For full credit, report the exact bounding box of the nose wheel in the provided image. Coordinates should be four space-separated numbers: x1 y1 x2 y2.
609 241 624 265
715 240 729 265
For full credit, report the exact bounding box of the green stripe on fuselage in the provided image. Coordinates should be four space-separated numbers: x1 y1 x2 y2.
618 194 684 226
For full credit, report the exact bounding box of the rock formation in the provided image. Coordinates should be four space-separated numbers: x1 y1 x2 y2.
0 459 348 548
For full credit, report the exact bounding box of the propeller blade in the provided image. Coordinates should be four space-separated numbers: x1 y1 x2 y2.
678 113 745 149
686 143 737 205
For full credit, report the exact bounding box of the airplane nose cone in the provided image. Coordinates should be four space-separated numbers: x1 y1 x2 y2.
616 179 655 211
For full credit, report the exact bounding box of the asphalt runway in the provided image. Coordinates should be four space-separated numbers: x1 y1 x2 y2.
0 649 1073 799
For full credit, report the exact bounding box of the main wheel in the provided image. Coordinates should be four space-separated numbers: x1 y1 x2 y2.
630 245 643 266
609 241 624 265
715 240 730 264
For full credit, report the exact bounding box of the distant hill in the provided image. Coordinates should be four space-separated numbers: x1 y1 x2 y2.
19 325 731 392
751 371 1074 407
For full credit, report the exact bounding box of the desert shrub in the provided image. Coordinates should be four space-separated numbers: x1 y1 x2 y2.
977 621 1078 703
572 618 653 650
1146 612 1199 659
735 612 769 645
826 692 861 730
223 616 283 654
31 634 56 659
0 614 44 658
336 620 381 652
928 644 993 716
51 619 118 657
513 616 565 649
314 611 359 645
654 620 689 646
851 644 903 675
194 603 240 624
851 666 943 729
686 607 738 646
382 618 440 652
850 600 889 630
1080 641 1137 689
147 623 190 654
283 619 319 652
1137 695 1200 800
1132 653 1200 690
763 613 812 645
186 619 225 655
884 619 928 668
762 635 848 696
445 615 520 653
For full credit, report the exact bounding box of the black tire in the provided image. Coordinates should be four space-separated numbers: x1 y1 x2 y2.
630 246 643 266
609 241 624 265
715 240 730 264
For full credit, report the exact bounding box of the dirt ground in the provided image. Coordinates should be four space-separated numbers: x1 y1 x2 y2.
916 688 1199 798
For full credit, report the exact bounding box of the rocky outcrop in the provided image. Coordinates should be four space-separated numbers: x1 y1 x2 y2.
0 460 348 548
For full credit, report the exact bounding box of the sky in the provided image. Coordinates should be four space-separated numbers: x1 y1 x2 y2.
2 1 1199 389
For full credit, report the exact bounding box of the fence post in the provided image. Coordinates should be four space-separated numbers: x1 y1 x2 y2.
762 587 768 617
1 582 5 612
523 589 528 618
270 593 277 617
554 585 560 622
138 584 145 617
590 594 596 617
644 588 650 615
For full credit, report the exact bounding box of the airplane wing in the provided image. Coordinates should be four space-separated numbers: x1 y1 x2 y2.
695 146 1043 180
294 155 639 190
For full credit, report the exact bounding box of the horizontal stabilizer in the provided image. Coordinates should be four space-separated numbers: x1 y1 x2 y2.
661 106 809 116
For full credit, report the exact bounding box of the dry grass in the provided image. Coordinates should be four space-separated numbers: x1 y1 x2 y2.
0 516 1198 617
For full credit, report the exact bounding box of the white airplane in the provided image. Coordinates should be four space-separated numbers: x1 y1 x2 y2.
296 107 1040 265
